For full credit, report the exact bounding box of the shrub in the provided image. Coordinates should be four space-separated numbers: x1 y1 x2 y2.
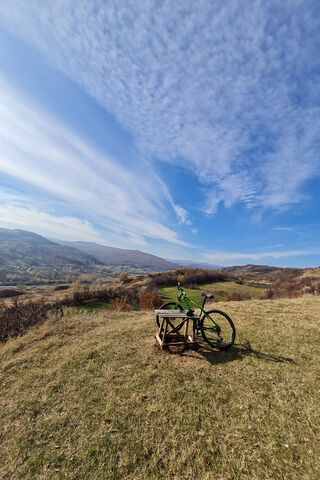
149 268 227 287
214 290 226 297
0 298 51 342
69 286 92 305
141 277 157 291
225 290 251 301
119 272 128 283
53 285 70 291
0 288 24 299
0 283 143 342
139 290 162 310
60 284 140 309
260 289 274 300
260 281 303 300
108 295 132 312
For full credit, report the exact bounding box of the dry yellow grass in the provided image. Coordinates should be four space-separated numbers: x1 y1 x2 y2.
0 297 319 479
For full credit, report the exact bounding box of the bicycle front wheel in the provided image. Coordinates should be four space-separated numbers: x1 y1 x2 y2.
200 310 236 350
156 302 183 329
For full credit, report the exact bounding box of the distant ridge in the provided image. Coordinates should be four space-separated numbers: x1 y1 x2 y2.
0 228 102 268
53 240 177 271
166 258 222 270
220 264 303 282
0 228 177 272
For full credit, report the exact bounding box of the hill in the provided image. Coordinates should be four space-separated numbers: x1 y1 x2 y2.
54 239 177 271
220 264 302 283
0 297 319 478
0 228 101 268
220 264 320 295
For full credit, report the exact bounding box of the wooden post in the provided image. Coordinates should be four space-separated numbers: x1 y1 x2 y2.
184 318 189 337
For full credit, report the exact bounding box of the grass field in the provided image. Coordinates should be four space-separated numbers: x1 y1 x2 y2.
160 281 263 303
65 304 110 315
0 297 319 479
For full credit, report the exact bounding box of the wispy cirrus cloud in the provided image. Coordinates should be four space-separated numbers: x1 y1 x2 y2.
159 181 191 225
0 205 105 243
0 79 187 246
0 0 319 215
202 249 320 264
273 227 294 232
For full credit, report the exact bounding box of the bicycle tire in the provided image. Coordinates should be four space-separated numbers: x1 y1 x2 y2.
156 302 184 330
200 309 236 350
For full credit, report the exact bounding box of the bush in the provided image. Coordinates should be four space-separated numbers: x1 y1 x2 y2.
260 281 304 300
225 290 251 301
0 298 51 342
149 268 227 287
214 290 226 297
141 277 157 291
0 284 142 342
0 288 24 299
139 290 162 310
108 295 132 312
260 289 274 300
53 285 70 291
119 272 128 283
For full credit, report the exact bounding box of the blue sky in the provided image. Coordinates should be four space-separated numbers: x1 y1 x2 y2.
0 1 319 267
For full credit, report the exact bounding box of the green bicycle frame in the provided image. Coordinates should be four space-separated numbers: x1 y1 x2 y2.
176 282 219 332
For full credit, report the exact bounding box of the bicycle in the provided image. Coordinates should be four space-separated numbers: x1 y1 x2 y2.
156 282 236 350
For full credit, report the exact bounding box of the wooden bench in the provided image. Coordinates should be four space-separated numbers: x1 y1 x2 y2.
154 309 200 349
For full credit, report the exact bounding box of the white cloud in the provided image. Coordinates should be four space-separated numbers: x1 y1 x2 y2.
0 205 104 243
0 0 319 214
273 227 294 232
202 249 320 264
158 180 191 225
172 204 191 226
0 79 187 246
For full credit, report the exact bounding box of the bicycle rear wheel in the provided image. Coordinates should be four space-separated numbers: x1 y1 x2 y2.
156 302 184 330
200 310 236 350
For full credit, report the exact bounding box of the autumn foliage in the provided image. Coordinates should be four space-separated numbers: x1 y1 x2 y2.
139 290 162 310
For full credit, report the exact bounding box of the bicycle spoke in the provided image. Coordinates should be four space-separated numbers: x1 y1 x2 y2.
200 311 235 350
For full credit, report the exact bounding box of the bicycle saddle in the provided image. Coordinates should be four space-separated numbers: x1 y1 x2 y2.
201 292 214 299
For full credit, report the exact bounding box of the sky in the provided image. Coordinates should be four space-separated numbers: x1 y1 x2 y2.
0 0 319 268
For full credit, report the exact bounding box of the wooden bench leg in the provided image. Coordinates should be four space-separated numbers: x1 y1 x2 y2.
162 319 168 347
156 317 166 348
192 319 196 342
158 316 165 337
184 318 189 338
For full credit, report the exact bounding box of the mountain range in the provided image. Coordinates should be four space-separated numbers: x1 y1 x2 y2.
0 228 101 268
2 228 300 276
53 239 176 271
0 228 176 271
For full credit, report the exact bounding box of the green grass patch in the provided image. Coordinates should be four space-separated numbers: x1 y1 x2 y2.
160 281 264 303
65 303 109 315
